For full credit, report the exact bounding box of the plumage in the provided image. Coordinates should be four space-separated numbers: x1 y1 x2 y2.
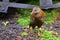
29 6 45 37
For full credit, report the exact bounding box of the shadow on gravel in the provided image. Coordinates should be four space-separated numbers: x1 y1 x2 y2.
0 7 17 20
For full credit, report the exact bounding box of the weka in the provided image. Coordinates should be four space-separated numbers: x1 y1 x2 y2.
29 6 45 37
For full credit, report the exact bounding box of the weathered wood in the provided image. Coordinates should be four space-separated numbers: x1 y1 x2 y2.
0 0 60 13
53 3 60 8
0 2 9 13
9 2 36 9
0 0 9 13
40 0 53 9
0 2 36 13
40 0 52 6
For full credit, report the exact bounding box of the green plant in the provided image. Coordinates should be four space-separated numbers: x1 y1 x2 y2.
17 9 31 17
40 30 60 40
17 16 30 26
40 27 60 40
44 10 57 24
19 32 28 37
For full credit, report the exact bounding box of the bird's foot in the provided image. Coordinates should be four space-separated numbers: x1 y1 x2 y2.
37 33 40 38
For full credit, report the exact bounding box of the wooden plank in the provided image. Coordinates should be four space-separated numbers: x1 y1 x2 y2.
0 0 60 13
40 0 52 6
0 2 9 13
9 2 36 9
53 3 60 8
40 0 53 9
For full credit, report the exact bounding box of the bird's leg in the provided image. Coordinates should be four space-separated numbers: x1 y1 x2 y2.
38 27 40 37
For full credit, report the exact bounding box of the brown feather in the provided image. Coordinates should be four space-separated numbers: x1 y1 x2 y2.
29 6 45 37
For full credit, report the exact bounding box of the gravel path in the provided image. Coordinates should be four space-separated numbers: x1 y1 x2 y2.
0 19 22 40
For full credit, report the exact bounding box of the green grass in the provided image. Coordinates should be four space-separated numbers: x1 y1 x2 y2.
17 16 30 26
17 9 30 26
41 30 60 40
40 27 60 40
44 9 57 24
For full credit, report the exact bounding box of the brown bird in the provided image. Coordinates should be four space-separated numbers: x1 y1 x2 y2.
29 6 45 37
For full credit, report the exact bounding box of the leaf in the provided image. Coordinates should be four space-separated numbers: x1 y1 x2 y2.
20 32 28 37
2 21 9 26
